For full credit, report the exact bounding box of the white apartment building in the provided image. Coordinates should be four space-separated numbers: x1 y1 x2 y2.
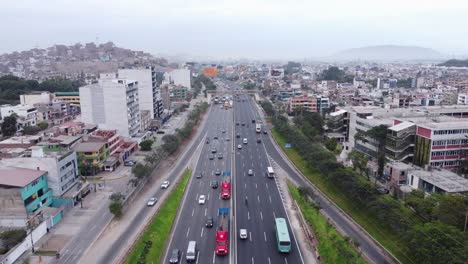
80 79 141 137
0 104 38 128
0 146 79 196
457 93 468 105
20 91 54 105
163 69 191 89
118 66 164 119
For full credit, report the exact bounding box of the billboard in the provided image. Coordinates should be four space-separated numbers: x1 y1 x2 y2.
204 67 218 77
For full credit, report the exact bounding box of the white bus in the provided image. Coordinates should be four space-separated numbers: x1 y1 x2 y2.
267 166 275 178
255 124 261 133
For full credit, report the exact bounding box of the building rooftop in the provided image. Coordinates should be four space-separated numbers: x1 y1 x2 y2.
73 141 106 152
410 169 468 193
0 135 42 145
0 167 47 187
330 109 347 117
389 121 415 132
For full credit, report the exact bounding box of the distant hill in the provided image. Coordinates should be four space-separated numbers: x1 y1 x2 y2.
328 45 446 62
438 59 468 67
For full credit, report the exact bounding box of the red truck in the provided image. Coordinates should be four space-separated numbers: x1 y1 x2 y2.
216 208 230 256
221 175 231 200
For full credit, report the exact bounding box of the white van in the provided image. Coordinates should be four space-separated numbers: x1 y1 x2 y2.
266 166 275 178
243 138 248 144
186 241 197 262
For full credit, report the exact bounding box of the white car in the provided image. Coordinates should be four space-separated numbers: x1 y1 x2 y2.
239 229 247 239
147 197 157 206
243 138 248 144
198 195 206 205
161 181 170 189
237 144 242 149
248 169 253 176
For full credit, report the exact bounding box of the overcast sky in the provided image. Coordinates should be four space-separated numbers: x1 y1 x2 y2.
1 0 468 59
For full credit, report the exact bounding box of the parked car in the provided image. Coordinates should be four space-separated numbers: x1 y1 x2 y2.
124 160 135 166
169 248 181 263
240 229 248 239
206 217 214 228
161 181 170 189
198 195 206 204
156 130 165 134
147 197 157 206
211 180 219 189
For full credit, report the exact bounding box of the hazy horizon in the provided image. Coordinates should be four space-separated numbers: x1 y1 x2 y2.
2 0 468 59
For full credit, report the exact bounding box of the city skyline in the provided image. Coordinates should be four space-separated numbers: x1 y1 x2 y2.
1 0 468 59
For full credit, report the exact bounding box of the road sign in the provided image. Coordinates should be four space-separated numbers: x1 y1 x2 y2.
223 171 231 176
285 143 292 148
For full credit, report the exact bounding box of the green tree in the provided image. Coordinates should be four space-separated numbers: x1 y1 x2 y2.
318 66 346 82
404 221 467 264
22 125 40 135
132 163 151 180
37 121 49 130
325 138 338 152
109 201 123 218
347 150 369 179
260 101 275 116
433 194 468 231
0 229 27 250
161 134 180 154
110 192 125 202
139 139 153 151
1 115 17 137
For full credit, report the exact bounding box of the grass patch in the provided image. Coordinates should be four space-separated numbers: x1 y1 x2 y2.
123 169 191 264
289 185 366 264
272 129 413 264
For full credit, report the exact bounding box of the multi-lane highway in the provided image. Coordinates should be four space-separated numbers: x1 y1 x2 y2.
163 102 234 264
233 94 304 264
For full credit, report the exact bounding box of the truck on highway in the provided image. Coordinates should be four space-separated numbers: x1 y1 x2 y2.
214 96 219 104
266 166 275 178
255 124 261 133
224 101 229 109
216 208 230 256
221 175 231 200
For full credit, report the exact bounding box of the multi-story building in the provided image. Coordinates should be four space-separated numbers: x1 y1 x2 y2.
118 66 164 119
35 101 72 125
80 79 141 137
73 141 109 175
287 95 317 114
316 95 330 113
457 93 468 105
0 146 79 196
163 69 192 89
0 167 52 216
20 91 54 105
54 92 80 114
413 120 468 170
386 121 416 162
0 104 38 128
170 86 189 101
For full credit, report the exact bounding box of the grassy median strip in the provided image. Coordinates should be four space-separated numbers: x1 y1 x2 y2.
124 169 191 264
289 184 366 264
272 129 412 264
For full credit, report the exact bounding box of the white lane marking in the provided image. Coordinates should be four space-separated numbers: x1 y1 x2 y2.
205 208 207 216
257 195 260 203
252 257 255 264
208 193 210 200
268 257 272 264
285 258 288 264
201 227 204 237
186 227 190 238
199 181 201 187
255 183 257 189
212 251 216 264
264 231 267 242
196 251 200 264
265 183 268 189
244 183 247 189
269 195 272 203
192 208 195 217
273 211 276 219
248 211 250 220
219 193 221 200
249 231 252 242
260 211 263 221
196 193 199 200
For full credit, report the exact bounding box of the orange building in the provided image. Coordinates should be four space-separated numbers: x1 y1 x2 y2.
204 67 218 77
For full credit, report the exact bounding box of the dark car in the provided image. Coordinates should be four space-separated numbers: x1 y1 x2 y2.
215 169 221 175
217 153 223 159
252 119 256 123
169 248 181 263
213 135 218 139
209 154 214 160
236 133 240 138
263 130 267 134
205 217 214 228
211 180 219 189
236 122 239 126
241 123 245 126
206 139 210 144
257 138 261 143
222 130 226 134
196 172 203 179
